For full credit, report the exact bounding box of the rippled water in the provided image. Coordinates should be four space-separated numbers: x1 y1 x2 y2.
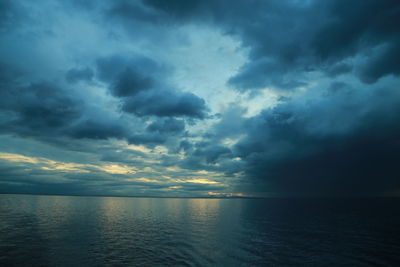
1 194 400 266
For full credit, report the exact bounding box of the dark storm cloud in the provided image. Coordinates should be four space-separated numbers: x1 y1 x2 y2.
0 29 203 146
194 145 232 164
108 0 162 23
0 0 12 28
122 90 207 118
96 55 208 118
326 63 353 78
134 0 400 90
127 118 185 146
174 106 246 171
358 42 400 84
112 68 153 97
0 78 81 138
147 118 185 134
233 79 400 196
0 62 128 142
106 0 400 196
65 67 94 84
68 119 128 140
165 106 247 177
136 0 322 90
311 1 399 62
228 59 308 91
0 0 23 31
128 133 167 146
172 142 234 173
96 55 157 97
177 140 193 154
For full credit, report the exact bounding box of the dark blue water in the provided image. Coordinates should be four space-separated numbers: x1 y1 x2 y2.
1 194 400 266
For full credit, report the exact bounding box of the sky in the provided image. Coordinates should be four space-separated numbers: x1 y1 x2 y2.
0 0 399 197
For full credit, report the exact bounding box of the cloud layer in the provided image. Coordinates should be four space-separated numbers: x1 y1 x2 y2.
0 0 399 197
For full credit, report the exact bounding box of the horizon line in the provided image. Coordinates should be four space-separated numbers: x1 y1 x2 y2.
0 192 398 200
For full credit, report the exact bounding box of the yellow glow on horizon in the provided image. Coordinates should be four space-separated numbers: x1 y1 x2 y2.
195 170 223 176
184 178 221 185
0 152 137 175
166 166 181 172
134 177 158 183
1 152 231 191
40 163 90 173
142 166 155 172
0 152 40 164
96 164 136 174
207 192 246 197
126 144 151 153
168 185 183 189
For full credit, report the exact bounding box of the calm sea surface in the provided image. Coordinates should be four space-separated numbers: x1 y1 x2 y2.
1 194 400 266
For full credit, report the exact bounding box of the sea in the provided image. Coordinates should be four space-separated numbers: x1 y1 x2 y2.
1 194 399 266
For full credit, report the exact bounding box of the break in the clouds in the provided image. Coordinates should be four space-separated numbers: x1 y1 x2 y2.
0 0 399 197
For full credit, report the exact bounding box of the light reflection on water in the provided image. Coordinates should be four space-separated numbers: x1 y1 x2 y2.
1 194 400 266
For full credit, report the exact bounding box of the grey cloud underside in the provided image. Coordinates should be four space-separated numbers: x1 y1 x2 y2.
232 80 400 195
96 55 208 119
121 90 207 118
0 67 196 150
0 76 79 137
126 0 400 195
133 0 400 90
0 66 127 142
128 118 186 146
147 118 185 134
66 67 94 84
96 55 158 97
0 48 206 148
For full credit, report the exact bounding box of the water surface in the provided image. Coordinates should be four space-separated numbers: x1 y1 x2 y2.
1 194 399 266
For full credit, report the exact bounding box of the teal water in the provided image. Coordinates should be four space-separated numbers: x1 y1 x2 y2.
1 194 400 266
